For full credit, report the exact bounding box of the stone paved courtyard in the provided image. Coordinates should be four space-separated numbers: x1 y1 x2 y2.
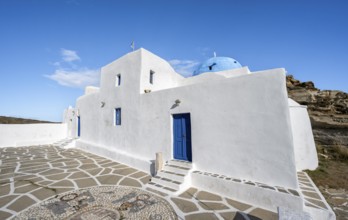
0 145 278 219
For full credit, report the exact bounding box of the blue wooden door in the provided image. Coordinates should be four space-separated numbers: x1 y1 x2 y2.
173 114 192 162
77 116 81 137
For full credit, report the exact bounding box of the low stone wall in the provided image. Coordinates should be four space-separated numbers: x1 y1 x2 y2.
0 123 67 147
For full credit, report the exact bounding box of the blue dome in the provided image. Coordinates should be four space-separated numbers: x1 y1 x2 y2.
193 57 242 76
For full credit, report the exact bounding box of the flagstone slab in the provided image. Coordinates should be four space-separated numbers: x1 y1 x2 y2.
37 180 53 186
225 198 252 211
74 178 98 188
219 211 237 220
85 168 103 176
179 187 198 199
14 183 41 194
0 173 15 180
31 187 58 200
112 167 138 176
25 176 44 183
99 167 112 175
119 177 142 188
198 201 229 210
79 164 100 170
13 175 37 181
248 208 278 220
46 173 70 180
96 174 123 185
39 168 64 176
0 210 12 219
196 191 222 201
0 184 11 196
7 195 36 212
171 197 199 213
140 176 151 184
68 171 90 179
0 195 19 207
51 180 75 187
0 167 15 174
80 159 95 164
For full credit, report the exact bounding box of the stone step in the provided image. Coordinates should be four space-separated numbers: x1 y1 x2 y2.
146 181 177 195
156 170 185 182
151 176 182 190
145 159 192 195
166 160 192 169
162 164 190 175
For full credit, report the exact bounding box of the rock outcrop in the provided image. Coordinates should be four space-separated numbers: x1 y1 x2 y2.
286 75 348 149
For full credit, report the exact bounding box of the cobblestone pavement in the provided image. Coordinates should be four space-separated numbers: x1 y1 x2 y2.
0 145 278 219
320 187 348 220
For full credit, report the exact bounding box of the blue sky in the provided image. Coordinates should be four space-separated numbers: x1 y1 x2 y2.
0 0 347 122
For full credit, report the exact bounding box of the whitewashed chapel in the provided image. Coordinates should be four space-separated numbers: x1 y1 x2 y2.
63 48 333 219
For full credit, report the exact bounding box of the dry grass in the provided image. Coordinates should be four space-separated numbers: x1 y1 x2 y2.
306 144 348 190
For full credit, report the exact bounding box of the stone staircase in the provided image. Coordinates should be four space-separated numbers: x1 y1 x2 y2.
146 160 192 195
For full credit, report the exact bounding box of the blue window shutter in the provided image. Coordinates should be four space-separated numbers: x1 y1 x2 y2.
115 108 121 125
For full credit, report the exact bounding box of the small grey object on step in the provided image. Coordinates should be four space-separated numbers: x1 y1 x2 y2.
155 152 163 175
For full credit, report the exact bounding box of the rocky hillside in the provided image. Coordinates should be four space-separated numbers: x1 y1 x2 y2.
287 76 348 219
286 75 348 151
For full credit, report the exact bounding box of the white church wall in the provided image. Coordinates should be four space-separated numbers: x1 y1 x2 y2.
75 50 146 168
75 92 101 144
72 49 298 189
97 51 142 153
100 50 142 95
288 99 318 171
63 106 78 138
137 70 298 189
139 49 184 93
0 123 67 147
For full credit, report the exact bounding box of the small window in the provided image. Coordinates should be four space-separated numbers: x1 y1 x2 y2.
150 70 155 84
115 108 121 126
116 74 121 87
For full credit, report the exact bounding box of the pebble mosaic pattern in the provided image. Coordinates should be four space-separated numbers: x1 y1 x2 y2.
14 186 177 219
0 144 278 219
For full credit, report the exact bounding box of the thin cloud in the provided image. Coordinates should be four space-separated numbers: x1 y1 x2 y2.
45 68 100 88
46 49 99 88
169 59 200 77
61 48 80 62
